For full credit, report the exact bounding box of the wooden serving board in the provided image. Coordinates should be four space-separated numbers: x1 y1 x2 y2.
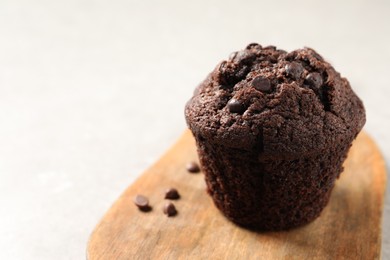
87 130 387 260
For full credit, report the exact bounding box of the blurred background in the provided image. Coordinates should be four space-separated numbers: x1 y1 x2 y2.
0 0 389 259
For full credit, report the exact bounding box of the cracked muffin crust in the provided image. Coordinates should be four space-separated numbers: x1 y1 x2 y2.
185 43 365 230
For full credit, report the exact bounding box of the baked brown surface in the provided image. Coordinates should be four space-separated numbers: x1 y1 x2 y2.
185 43 365 230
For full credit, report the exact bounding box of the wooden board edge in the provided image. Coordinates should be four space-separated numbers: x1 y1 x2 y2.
86 130 191 259
364 132 388 258
86 130 388 259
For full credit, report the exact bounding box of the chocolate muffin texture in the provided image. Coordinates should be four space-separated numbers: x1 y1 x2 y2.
185 43 365 230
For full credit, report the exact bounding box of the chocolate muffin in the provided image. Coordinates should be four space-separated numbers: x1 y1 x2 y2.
184 43 365 230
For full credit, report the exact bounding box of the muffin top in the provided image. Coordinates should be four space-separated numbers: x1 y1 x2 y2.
185 44 365 157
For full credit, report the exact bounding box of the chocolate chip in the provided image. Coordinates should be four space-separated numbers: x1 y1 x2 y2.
252 76 271 92
263 45 276 50
305 72 323 89
218 61 227 73
163 202 177 217
165 188 180 200
235 51 256 64
246 43 262 49
217 61 230 85
229 51 238 60
134 195 151 212
218 61 239 85
285 51 297 61
311 51 324 61
285 62 304 79
186 161 200 173
218 60 227 80
235 65 250 80
227 98 245 113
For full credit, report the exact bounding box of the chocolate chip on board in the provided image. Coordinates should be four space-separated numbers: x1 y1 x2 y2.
165 188 180 200
186 161 200 173
134 195 151 212
163 202 177 217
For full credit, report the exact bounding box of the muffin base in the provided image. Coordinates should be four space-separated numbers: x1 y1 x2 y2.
196 136 352 231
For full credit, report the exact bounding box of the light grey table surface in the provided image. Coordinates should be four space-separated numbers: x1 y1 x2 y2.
0 0 389 259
